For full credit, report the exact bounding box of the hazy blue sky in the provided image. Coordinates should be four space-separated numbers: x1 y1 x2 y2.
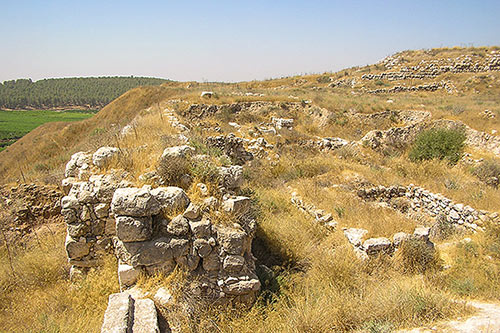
1 0 499 82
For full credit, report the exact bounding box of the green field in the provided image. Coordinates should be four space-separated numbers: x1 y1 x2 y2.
0 109 96 152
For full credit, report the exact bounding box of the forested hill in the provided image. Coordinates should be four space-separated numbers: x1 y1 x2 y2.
0 76 169 110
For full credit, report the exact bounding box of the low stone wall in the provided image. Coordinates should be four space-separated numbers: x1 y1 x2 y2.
343 226 434 260
205 134 254 165
366 81 455 94
357 184 495 231
290 191 337 229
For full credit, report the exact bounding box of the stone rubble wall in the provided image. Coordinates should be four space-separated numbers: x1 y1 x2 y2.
289 190 434 260
366 80 456 94
1 183 62 230
205 134 254 165
290 191 338 230
181 101 307 120
378 51 500 72
343 226 434 260
357 184 496 231
113 185 261 305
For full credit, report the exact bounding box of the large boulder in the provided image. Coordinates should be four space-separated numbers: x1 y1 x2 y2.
111 187 161 217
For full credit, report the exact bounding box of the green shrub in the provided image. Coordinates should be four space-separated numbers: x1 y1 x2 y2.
409 128 466 165
472 159 500 187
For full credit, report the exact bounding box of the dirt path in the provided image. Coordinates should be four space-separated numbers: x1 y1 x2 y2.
401 301 500 332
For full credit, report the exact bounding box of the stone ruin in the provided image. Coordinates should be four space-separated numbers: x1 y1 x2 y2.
357 184 496 231
343 226 434 260
361 119 500 158
61 146 261 307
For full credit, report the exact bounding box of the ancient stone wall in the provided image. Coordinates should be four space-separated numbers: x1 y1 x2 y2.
357 184 495 231
62 145 261 305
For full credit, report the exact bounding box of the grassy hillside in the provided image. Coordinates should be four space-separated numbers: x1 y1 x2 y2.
0 76 169 110
1 46 500 331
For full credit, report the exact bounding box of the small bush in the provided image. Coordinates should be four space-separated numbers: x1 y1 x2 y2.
395 239 441 274
409 128 466 165
156 156 191 186
472 159 500 187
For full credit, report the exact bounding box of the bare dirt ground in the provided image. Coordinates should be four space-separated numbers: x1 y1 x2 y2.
401 301 500 332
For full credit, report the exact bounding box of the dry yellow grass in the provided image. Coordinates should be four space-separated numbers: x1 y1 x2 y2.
0 228 119 332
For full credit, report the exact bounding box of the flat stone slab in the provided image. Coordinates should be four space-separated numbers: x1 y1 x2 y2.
101 293 133 333
132 298 160 333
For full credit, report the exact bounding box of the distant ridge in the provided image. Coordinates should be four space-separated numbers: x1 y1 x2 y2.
0 76 170 110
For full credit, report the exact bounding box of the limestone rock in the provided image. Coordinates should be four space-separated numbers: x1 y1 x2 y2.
101 293 133 333
363 237 392 255
193 239 212 258
93 147 120 168
218 227 247 255
114 237 174 267
183 203 201 220
65 152 92 178
116 216 153 242
222 196 251 216
167 215 190 236
65 235 90 259
343 228 368 247
154 287 173 307
118 263 142 288
160 145 194 161
150 186 190 212
223 255 245 273
111 187 161 217
189 219 212 238
132 298 160 333
218 165 244 189
222 279 261 295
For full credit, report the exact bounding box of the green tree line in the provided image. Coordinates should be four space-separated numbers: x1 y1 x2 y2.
0 76 169 109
